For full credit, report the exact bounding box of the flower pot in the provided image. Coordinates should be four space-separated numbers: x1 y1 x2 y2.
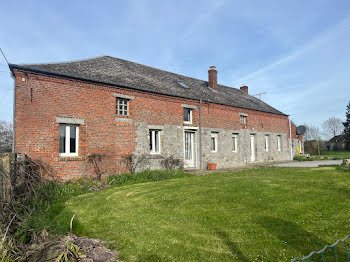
207 163 217 170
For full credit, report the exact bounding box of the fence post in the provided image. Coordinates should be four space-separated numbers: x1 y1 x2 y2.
0 157 4 218
9 153 16 202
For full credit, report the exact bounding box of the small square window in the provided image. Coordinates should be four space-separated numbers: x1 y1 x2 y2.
211 133 218 153
150 130 161 154
240 115 247 124
183 108 192 124
59 124 79 157
116 98 129 116
232 134 238 152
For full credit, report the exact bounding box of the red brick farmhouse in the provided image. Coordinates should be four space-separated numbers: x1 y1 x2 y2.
9 56 304 179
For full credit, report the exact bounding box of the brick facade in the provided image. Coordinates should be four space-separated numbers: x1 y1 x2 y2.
13 70 302 180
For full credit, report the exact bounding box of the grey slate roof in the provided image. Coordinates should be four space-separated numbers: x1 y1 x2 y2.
9 56 286 116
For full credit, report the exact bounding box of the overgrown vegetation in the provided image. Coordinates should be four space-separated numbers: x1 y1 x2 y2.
13 169 187 241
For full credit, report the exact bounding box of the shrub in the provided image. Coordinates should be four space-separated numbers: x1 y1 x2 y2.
106 169 187 186
304 140 326 155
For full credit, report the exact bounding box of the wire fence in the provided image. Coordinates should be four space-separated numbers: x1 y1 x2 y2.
291 234 350 262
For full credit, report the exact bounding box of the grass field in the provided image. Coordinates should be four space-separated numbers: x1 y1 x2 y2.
323 150 350 158
295 150 350 161
55 167 350 261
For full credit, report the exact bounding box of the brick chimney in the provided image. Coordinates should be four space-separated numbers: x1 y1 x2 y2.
208 66 217 90
240 85 248 93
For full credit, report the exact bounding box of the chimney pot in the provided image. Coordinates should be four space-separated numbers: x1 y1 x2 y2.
208 66 217 90
240 85 248 93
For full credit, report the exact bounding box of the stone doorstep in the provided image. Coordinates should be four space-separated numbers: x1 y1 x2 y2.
185 160 294 176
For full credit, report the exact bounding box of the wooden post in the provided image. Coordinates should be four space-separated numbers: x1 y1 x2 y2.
0 158 4 218
9 153 16 202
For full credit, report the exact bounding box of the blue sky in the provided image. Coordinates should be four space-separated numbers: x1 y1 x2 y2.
1 0 349 128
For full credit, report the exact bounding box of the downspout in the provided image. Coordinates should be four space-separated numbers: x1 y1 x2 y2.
199 99 202 169
288 117 293 160
11 73 16 153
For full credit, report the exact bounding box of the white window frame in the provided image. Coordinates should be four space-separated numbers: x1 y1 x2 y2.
59 124 79 157
240 115 247 124
232 134 238 153
277 135 281 151
116 98 129 116
211 133 218 153
265 135 269 152
150 129 161 154
183 108 193 124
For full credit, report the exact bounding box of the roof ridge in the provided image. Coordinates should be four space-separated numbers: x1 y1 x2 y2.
11 55 110 67
105 56 241 90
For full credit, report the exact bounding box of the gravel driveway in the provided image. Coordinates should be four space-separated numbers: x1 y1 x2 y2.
273 160 343 168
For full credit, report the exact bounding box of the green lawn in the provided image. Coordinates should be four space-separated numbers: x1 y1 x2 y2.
56 167 350 261
295 150 350 161
323 150 350 158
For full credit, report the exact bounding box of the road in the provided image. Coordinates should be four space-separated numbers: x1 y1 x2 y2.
273 160 343 168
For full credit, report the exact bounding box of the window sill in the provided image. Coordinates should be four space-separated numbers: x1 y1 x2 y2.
59 156 83 161
183 121 192 125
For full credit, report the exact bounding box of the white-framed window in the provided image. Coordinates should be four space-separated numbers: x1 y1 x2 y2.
211 133 218 153
232 134 238 152
240 115 247 124
183 108 192 124
59 124 79 157
116 98 129 116
277 135 281 151
264 135 269 152
149 130 161 154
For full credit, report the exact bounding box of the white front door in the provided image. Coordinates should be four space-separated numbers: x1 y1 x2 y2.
250 135 256 162
184 131 195 168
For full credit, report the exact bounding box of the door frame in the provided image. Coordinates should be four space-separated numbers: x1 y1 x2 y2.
183 129 197 169
250 134 256 162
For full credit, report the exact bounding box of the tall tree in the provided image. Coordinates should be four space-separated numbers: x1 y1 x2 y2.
0 120 13 153
343 101 350 149
322 117 343 139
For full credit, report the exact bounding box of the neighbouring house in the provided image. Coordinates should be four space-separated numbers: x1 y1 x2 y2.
9 56 303 179
325 134 346 151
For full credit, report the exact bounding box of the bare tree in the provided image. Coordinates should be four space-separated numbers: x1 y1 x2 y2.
304 125 323 155
304 125 321 141
0 120 13 153
322 117 343 139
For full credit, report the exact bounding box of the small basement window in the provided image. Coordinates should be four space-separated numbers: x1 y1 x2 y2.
183 108 193 124
59 124 79 157
150 130 161 154
116 98 129 116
